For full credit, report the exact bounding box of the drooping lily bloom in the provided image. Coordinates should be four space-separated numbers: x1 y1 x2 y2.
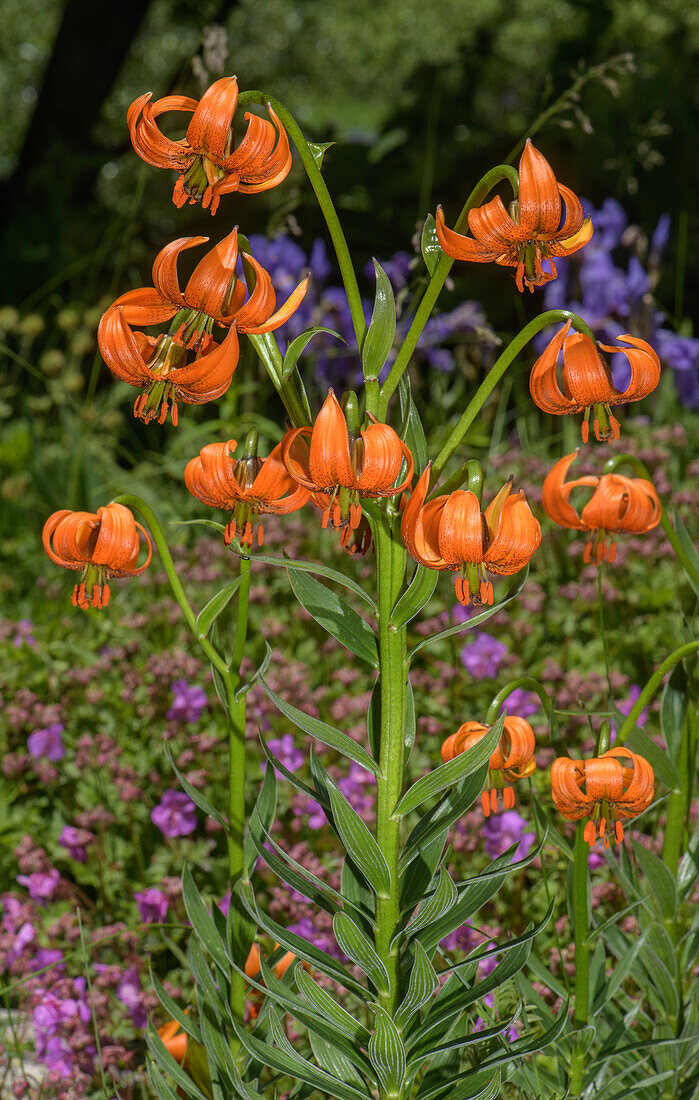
441 717 536 816
530 320 661 442
98 228 308 425
128 77 291 215
281 390 413 532
435 139 592 292
184 438 309 547
42 503 152 610
551 747 654 848
542 451 661 564
401 466 541 606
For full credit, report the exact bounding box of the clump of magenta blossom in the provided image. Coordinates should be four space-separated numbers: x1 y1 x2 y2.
151 789 198 837
27 723 65 761
58 826 95 863
134 887 169 923
499 688 540 718
460 633 508 679
166 678 208 722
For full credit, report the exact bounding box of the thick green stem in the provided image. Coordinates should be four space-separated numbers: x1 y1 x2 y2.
431 310 595 479
569 820 591 1096
238 91 366 350
602 453 699 589
376 165 519 418
615 640 699 746
374 517 408 1021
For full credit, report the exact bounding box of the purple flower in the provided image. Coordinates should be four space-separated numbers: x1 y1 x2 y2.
482 810 535 861
338 764 376 816
618 685 648 727
588 197 627 250
440 922 474 953
134 887 169 923
264 733 305 773
588 849 605 870
27 723 64 762
655 329 699 408
460 633 508 679
366 251 412 291
166 680 207 723
293 796 327 830
17 869 61 904
425 347 455 372
58 825 95 863
650 213 671 255
9 920 36 959
117 965 147 1028
13 619 36 647
288 915 338 956
151 790 197 837
30 948 64 972
499 688 539 718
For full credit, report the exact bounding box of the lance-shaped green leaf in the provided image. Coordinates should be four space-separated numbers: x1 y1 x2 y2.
231 546 375 608
235 642 272 702
632 840 677 919
181 866 231 976
367 678 416 766
199 1000 237 1089
399 833 451 918
243 764 277 876
362 261 396 379
247 817 343 917
394 716 503 817
421 213 441 276
188 937 228 1017
409 1014 519 1076
282 326 344 380
326 776 391 897
236 879 366 996
287 567 379 667
260 677 380 776
661 665 688 763
674 512 699 596
471 1004 569 1076
147 1021 210 1100
231 1067 268 1100
310 1034 370 1091
259 727 319 800
149 963 202 1044
410 569 528 657
368 1005 407 1095
625 725 679 789
395 942 439 1031
165 747 227 833
405 868 458 939
196 576 245 639
402 766 488 866
391 566 439 629
398 372 429 476
295 963 371 1044
333 912 390 994
230 1009 371 1100
148 1061 184 1100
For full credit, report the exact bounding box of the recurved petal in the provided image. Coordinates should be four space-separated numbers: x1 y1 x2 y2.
467 194 528 248
529 320 579 414
250 442 310 512
229 254 275 329
170 324 240 404
583 757 625 803
186 77 239 160
97 308 153 387
184 228 239 318
549 216 593 257
128 93 193 170
280 428 316 491
185 440 242 508
308 390 354 488
108 287 179 327
356 423 411 495
484 490 541 574
42 510 78 567
435 207 497 263
541 451 592 531
551 757 590 818
607 748 654 815
153 236 208 308
498 716 536 769
242 273 309 334
555 184 586 238
92 503 141 570
436 490 488 567
50 511 99 567
581 474 660 535
517 140 562 236
598 335 662 405
400 466 448 569
561 333 615 406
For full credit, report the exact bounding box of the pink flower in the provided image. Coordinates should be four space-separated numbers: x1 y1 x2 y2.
27 723 64 762
16 869 61 904
134 887 169 923
151 790 197 837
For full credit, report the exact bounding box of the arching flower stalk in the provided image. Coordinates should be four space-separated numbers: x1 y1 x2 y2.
436 139 593 291
128 76 291 215
42 504 152 610
441 717 536 815
542 451 661 564
98 228 308 426
551 747 655 847
281 390 413 534
185 435 309 547
530 320 661 442
401 466 541 606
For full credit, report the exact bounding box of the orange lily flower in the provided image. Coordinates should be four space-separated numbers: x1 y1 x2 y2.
281 390 413 532
184 438 309 547
401 466 541 606
158 1019 189 1065
436 139 592 292
42 503 152 610
128 76 291 215
529 320 661 442
551 747 654 848
442 717 536 816
98 228 308 426
542 451 661 564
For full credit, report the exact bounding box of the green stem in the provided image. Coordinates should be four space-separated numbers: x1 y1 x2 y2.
374 516 408 1022
569 820 590 1096
662 704 697 874
247 331 310 427
485 676 552 724
615 640 699 746
432 309 595 479
376 165 519 418
238 91 366 349
602 453 699 589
